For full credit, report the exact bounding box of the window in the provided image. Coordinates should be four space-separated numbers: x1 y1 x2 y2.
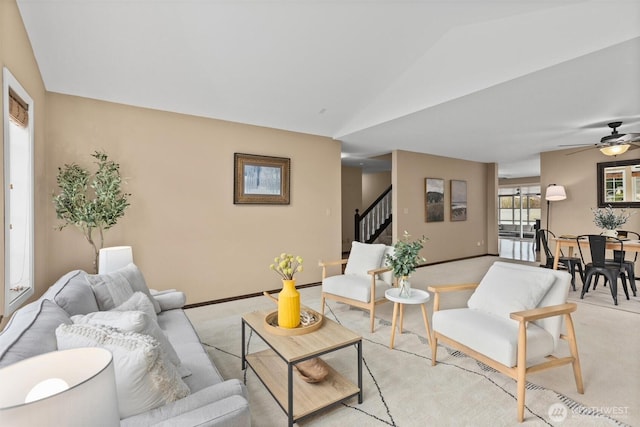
604 169 625 202
3 68 34 317
498 186 541 237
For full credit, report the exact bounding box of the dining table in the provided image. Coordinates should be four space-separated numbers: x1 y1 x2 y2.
551 235 640 293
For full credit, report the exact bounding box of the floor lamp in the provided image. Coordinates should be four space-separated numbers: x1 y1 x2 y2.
545 184 567 235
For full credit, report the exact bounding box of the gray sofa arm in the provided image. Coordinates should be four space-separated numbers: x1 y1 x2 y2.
120 379 249 427
152 395 250 427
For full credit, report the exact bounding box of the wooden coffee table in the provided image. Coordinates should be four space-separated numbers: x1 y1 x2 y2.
241 310 362 426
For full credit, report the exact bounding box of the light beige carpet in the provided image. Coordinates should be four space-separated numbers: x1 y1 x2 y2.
186 256 639 426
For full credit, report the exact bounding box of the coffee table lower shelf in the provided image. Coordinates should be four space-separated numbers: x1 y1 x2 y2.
245 349 360 421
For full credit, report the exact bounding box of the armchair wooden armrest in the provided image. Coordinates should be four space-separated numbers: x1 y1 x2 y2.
367 266 391 276
428 283 479 312
318 259 348 280
510 303 577 323
427 283 479 293
318 259 348 268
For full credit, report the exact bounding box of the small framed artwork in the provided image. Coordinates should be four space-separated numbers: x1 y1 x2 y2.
234 153 290 204
425 178 445 222
450 179 467 221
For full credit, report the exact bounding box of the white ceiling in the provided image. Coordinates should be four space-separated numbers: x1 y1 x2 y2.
16 0 640 177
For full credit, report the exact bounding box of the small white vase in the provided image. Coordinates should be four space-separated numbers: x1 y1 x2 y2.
399 276 412 298
602 229 618 238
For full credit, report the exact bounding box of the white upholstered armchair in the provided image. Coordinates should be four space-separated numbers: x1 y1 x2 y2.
319 242 394 332
428 261 584 422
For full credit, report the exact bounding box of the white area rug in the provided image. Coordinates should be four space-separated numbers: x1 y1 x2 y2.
186 258 635 426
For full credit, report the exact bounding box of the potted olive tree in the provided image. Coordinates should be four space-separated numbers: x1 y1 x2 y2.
53 151 131 272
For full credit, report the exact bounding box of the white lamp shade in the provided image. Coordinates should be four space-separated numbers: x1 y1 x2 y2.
98 246 134 274
0 348 119 426
545 185 567 201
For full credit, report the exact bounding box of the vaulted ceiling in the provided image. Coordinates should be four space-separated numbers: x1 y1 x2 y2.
17 0 640 177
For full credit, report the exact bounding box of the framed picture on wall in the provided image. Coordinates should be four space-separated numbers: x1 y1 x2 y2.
425 178 444 222
234 153 290 204
450 179 467 221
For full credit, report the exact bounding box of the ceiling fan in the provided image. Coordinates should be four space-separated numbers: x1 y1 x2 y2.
562 121 640 156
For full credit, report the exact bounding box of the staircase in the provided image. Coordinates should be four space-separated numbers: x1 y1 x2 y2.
355 186 392 244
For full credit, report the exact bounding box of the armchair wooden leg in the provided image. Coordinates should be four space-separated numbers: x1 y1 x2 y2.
321 295 326 315
369 305 375 333
431 335 438 366
564 314 585 394
516 322 527 422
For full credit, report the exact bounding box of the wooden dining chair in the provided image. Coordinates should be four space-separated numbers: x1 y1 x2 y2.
576 234 629 305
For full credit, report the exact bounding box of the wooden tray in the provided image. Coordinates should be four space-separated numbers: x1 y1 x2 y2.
263 307 324 336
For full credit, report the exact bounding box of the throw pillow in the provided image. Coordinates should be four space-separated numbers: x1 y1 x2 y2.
86 271 134 311
0 299 72 368
70 310 188 377
467 262 555 321
56 323 190 419
344 241 386 277
42 270 99 316
115 263 161 314
112 291 158 323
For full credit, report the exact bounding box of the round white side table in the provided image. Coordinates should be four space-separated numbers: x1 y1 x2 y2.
384 287 433 350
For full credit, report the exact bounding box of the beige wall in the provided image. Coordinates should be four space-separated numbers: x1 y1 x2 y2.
44 94 342 304
0 0 47 321
392 150 495 264
341 166 361 252
541 147 640 255
362 171 391 208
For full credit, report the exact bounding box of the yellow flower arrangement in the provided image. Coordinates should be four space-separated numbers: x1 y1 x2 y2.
269 253 304 280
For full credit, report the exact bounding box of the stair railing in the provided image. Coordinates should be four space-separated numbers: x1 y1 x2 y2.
355 185 392 243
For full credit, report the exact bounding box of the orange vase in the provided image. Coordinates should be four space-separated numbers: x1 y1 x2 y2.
278 279 300 328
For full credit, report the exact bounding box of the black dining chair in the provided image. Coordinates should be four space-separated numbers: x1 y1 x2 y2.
610 230 639 297
577 234 630 305
538 229 583 291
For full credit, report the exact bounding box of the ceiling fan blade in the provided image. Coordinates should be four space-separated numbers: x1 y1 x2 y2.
558 143 595 147
565 146 596 156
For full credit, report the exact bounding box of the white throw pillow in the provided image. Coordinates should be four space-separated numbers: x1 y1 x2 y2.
116 263 162 314
467 262 555 321
113 292 158 323
70 310 189 377
344 242 386 277
56 323 190 419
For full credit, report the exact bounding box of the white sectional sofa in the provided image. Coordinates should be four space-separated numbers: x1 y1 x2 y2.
0 265 251 426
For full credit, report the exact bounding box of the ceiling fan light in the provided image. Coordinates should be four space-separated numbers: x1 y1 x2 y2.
600 144 630 156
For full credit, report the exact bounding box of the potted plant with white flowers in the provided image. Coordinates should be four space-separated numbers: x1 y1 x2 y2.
591 205 633 237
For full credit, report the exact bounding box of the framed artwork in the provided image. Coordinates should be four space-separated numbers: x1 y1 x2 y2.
425 178 444 222
234 153 290 204
451 179 467 221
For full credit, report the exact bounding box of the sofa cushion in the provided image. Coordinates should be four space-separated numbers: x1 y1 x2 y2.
71 310 189 377
467 262 555 321
322 274 391 303
56 323 190 419
344 242 386 277
0 299 72 368
433 308 555 367
42 270 99 316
